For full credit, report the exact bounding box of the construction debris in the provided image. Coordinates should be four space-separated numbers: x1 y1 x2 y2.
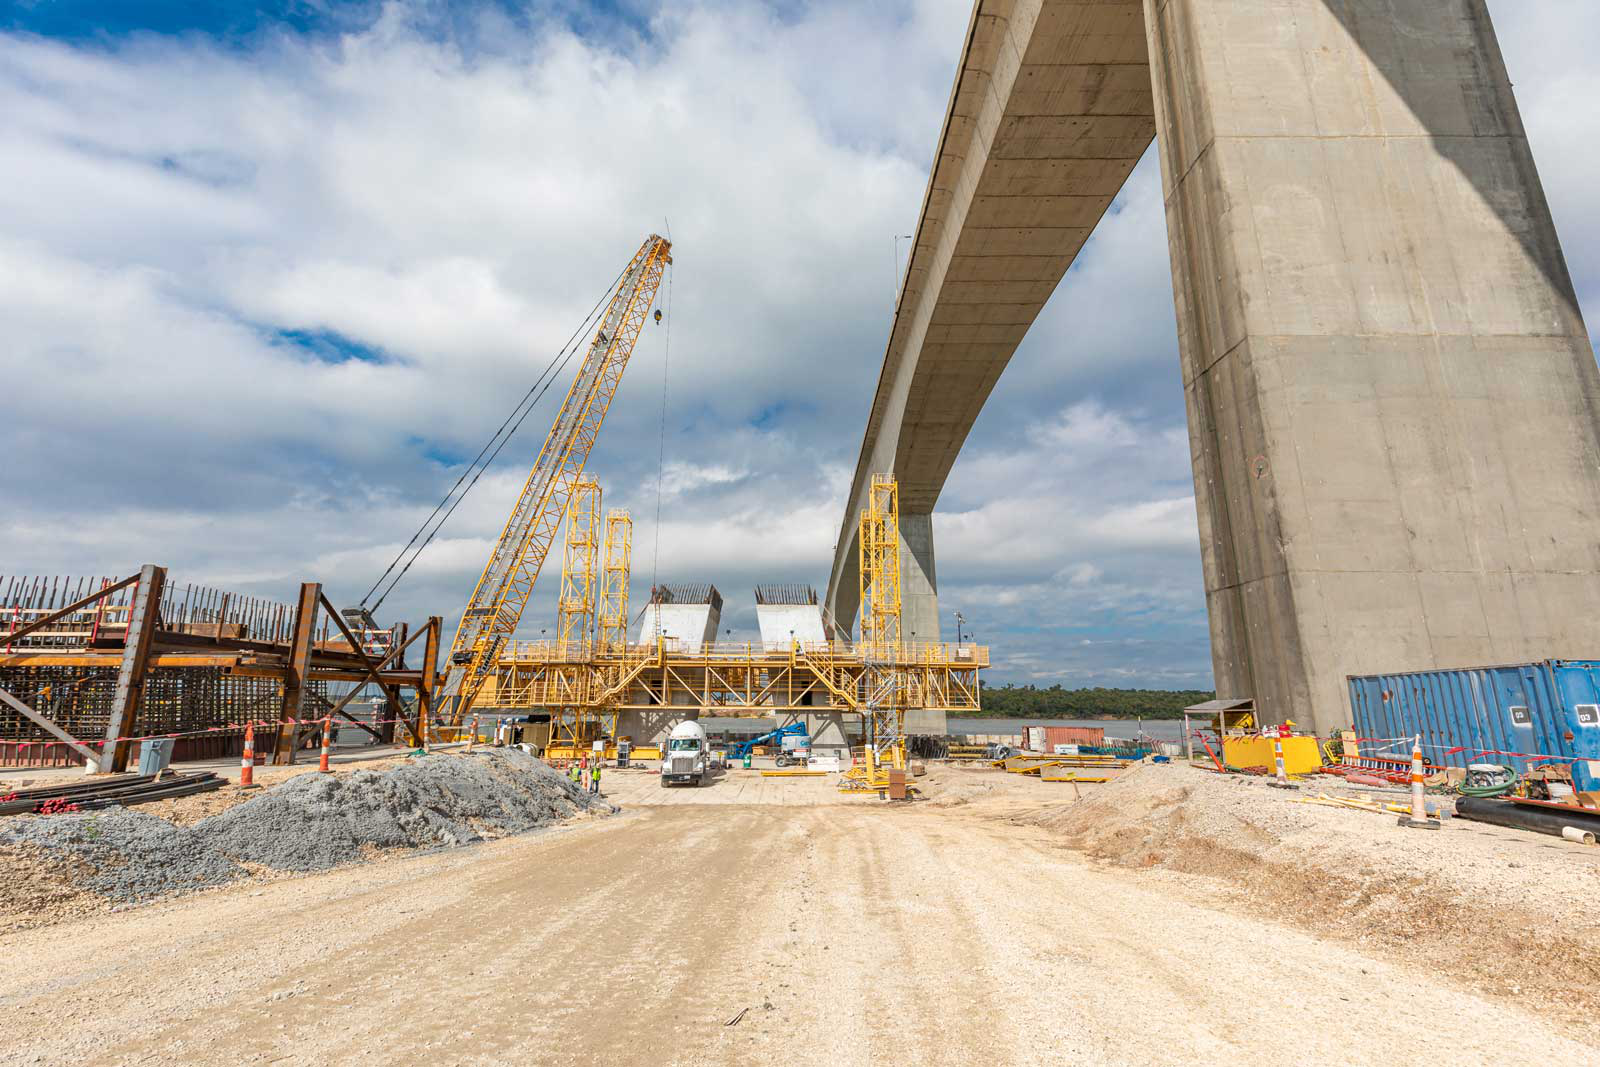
0 771 225 816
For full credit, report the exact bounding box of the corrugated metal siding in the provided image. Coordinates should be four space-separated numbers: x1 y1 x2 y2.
1041 726 1104 748
1348 660 1600 791
1021 726 1107 751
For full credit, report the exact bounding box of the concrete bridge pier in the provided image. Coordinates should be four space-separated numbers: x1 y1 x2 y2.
1148 0 1600 730
898 511 942 647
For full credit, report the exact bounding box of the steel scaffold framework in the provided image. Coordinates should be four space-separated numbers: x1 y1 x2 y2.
441 234 671 725
556 479 601 656
599 510 633 652
468 474 987 762
849 473 908 787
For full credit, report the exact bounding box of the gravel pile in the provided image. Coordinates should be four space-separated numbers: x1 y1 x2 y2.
0 808 240 903
0 750 610 904
196 748 609 871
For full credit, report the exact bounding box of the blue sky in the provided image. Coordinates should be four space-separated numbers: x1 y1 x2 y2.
1 1 1596 689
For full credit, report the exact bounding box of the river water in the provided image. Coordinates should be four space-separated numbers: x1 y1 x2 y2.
696 715 1186 741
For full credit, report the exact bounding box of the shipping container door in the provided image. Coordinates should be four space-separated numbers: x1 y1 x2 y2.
1493 667 1541 771
1550 661 1600 791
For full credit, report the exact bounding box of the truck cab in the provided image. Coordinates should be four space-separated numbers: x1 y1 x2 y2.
661 720 709 786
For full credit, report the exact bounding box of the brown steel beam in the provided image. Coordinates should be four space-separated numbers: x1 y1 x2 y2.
100 564 165 773
308 670 424 685
272 582 321 765
317 591 407 724
290 621 431 742
416 617 441 747
3 652 244 669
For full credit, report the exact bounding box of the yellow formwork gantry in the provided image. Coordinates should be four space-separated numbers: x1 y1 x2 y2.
483 637 988 717
598 509 632 652
556 479 601 655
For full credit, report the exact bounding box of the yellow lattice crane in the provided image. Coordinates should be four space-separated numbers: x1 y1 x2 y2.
598 509 633 651
556 479 602 654
440 234 671 725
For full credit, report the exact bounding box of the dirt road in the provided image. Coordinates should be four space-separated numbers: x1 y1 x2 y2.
1 771 1591 1066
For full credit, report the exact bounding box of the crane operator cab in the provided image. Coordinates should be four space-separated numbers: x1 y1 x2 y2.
661 720 709 787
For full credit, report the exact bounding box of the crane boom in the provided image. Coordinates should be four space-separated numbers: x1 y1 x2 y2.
440 233 672 724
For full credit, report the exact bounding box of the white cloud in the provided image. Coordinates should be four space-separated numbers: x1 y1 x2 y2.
0 1 1593 692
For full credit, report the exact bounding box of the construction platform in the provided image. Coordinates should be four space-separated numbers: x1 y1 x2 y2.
471 637 987 747
480 638 984 711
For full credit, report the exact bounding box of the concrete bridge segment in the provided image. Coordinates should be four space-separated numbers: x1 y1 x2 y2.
827 0 1600 734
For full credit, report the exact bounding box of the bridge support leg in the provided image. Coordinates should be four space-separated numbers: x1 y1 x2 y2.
1147 0 1600 732
898 511 941 647
898 512 948 736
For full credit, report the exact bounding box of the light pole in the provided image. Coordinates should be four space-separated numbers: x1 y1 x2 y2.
954 611 966 646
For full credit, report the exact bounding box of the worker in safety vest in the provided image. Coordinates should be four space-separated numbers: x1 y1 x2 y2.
568 761 582 788
589 760 603 796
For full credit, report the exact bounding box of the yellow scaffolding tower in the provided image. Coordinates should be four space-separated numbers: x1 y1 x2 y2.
845 473 908 791
556 479 601 655
598 509 632 652
858 474 902 652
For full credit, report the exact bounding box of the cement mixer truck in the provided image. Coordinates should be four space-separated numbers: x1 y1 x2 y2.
661 720 709 787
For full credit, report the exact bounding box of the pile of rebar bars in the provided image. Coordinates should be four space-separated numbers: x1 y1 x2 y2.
0 771 225 816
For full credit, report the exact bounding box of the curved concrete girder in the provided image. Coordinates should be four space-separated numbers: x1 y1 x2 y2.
827 0 1158 636
831 0 1600 738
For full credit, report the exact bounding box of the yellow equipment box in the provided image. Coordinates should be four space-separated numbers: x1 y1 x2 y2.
1222 735 1323 775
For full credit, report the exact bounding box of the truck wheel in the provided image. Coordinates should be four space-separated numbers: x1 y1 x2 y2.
659 776 668 788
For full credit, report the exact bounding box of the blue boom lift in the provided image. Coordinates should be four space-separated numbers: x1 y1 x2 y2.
726 722 810 767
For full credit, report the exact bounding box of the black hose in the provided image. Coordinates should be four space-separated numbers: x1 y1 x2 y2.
1456 796 1600 838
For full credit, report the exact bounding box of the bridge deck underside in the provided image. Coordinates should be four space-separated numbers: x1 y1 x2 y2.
831 1 1156 624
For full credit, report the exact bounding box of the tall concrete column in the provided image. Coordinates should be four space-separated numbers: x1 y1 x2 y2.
898 511 942 646
1146 0 1600 731
898 512 948 735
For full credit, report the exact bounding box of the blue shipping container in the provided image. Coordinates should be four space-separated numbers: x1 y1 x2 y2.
1348 660 1600 793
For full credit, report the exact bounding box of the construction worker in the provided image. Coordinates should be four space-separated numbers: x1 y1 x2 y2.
568 760 581 788
589 759 603 796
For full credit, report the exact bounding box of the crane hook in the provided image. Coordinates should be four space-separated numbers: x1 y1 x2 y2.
653 309 662 324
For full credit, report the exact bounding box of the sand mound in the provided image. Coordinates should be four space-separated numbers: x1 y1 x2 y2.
1011 763 1600 1029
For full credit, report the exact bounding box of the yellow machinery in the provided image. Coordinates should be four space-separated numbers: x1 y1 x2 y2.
440 234 671 727
476 471 987 781
1223 734 1324 776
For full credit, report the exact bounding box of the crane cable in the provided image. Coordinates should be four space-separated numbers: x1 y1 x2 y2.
360 258 631 614
649 255 674 627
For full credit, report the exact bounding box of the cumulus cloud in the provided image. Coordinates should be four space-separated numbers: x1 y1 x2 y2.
0 1 1593 690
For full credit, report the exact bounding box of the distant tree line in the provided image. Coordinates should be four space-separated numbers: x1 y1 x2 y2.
973 683 1215 720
